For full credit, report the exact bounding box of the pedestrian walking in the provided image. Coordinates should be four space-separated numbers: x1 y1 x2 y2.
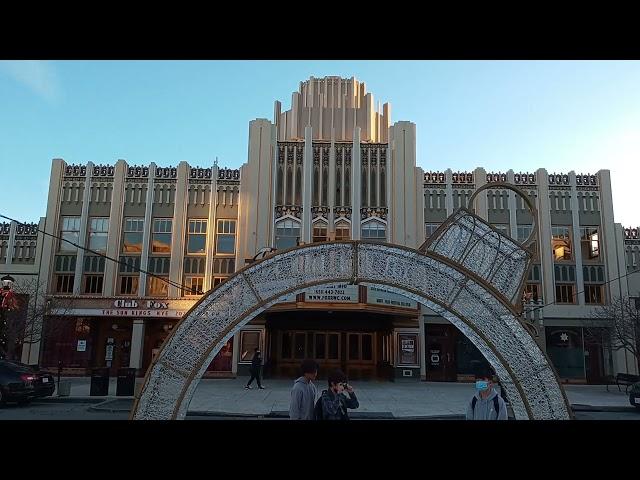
245 348 264 389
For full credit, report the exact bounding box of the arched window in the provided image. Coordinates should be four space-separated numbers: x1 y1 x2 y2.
361 220 386 242
275 218 301 250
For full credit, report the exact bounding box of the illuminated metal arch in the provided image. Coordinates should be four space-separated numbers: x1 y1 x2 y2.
132 241 572 420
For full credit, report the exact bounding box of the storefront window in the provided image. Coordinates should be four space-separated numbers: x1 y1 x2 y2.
397 333 419 366
207 339 233 372
239 330 261 363
41 317 95 369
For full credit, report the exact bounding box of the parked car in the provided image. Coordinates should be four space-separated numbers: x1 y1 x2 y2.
0 360 37 405
630 382 640 410
1 361 55 398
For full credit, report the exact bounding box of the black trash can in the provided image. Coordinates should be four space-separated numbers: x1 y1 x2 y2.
90 368 110 396
116 368 136 396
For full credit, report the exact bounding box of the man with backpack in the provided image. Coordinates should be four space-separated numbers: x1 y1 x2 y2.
289 359 319 420
315 369 359 420
465 367 508 420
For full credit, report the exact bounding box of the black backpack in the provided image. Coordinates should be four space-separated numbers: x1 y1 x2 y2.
314 393 325 420
471 395 500 418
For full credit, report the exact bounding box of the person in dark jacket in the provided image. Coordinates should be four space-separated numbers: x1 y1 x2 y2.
245 348 264 389
318 369 359 420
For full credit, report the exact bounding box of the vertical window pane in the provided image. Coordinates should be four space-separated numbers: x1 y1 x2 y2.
362 334 373 361
281 332 292 359
315 333 326 359
328 334 339 360
349 334 359 360
294 333 306 359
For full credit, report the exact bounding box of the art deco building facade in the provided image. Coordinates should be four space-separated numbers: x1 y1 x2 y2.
2 76 638 382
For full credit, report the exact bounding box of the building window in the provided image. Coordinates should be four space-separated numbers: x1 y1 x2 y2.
361 220 386 242
88 218 109 252
147 276 169 296
275 218 300 250
335 221 350 241
213 277 226 287
83 275 103 294
517 225 533 243
123 218 144 253
239 330 261 363
555 284 575 304
552 226 573 261
213 258 235 275
584 284 603 304
580 227 600 262
60 216 81 252
55 274 75 294
313 221 327 243
216 219 236 254
425 223 440 238
492 223 509 236
152 219 172 254
184 276 204 296
119 276 139 295
525 283 542 302
187 219 207 255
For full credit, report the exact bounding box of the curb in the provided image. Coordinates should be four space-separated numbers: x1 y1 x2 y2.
570 404 639 413
32 397 107 404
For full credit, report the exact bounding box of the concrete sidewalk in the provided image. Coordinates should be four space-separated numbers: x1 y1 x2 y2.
46 377 636 417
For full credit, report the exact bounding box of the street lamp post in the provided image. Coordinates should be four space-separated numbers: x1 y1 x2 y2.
0 274 16 360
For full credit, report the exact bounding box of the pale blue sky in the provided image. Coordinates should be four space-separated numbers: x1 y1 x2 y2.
1 60 638 226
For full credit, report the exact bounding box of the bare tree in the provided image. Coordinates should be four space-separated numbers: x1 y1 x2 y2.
0 278 74 362
583 295 640 372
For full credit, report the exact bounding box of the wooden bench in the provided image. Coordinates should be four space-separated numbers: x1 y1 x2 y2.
606 373 640 393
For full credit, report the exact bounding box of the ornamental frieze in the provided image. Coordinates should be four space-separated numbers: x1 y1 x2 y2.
275 205 303 219
361 207 388 220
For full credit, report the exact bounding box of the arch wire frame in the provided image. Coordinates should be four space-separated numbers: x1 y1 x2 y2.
131 240 572 421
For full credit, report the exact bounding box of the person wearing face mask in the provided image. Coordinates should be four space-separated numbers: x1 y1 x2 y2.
465 367 508 420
